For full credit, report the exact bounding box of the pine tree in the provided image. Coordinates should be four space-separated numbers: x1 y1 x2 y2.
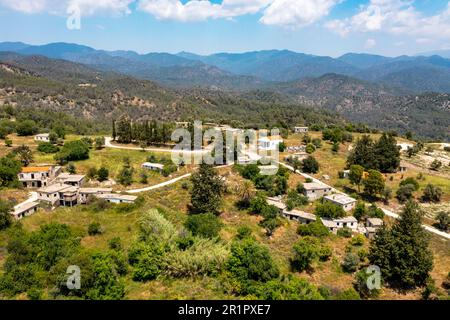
189 163 224 215
347 135 376 170
389 201 433 288
374 133 400 173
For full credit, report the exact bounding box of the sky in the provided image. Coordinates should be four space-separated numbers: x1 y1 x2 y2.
0 0 450 57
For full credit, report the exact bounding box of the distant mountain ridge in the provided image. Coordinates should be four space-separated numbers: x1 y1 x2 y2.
1 42 450 93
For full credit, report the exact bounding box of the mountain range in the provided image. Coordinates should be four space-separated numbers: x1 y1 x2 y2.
0 41 449 141
1 42 450 93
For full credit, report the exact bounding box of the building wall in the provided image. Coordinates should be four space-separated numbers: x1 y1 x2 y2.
305 188 332 200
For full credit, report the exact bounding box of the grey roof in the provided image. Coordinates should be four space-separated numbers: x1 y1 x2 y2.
303 182 331 191
267 199 287 210
284 209 316 221
96 193 137 202
13 201 39 216
58 173 85 182
367 218 384 227
79 188 113 194
38 183 73 193
324 194 357 205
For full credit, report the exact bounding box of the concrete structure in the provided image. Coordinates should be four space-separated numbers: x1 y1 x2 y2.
142 162 164 172
342 170 350 179
38 183 76 207
285 152 308 162
18 165 61 188
321 216 358 234
78 188 113 204
12 201 39 220
34 133 50 142
324 194 357 212
294 127 309 133
57 173 86 187
303 183 332 201
267 197 287 213
366 218 384 228
96 193 137 204
282 209 316 224
258 135 283 151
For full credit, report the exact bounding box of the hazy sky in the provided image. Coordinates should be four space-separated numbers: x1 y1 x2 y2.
0 0 449 56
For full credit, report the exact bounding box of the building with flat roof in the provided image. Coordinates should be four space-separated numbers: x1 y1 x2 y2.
324 194 357 212
294 127 309 133
321 216 358 234
12 201 39 220
258 135 283 151
38 183 75 206
142 162 165 171
366 218 384 228
57 173 86 187
303 182 333 201
96 193 138 204
79 188 113 204
282 209 316 224
267 197 287 212
34 133 50 142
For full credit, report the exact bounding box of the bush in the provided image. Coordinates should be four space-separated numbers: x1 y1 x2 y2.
88 222 103 236
185 213 223 239
302 156 319 173
337 227 353 238
16 120 38 136
285 190 308 210
297 220 330 238
342 252 360 273
162 164 178 177
305 144 316 154
396 184 416 203
334 288 361 300
430 160 442 171
54 140 90 164
435 212 449 232
66 163 76 174
422 184 442 203
97 167 109 182
291 237 331 272
108 237 122 251
226 238 279 293
354 268 381 299
128 242 165 282
350 234 366 246
236 226 252 240
399 177 419 191
37 142 59 154
315 202 346 219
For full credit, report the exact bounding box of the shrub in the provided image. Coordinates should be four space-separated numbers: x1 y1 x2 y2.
350 234 366 246
54 140 90 164
399 177 419 191
342 252 360 273
108 237 122 251
422 184 442 203
97 167 109 182
430 160 442 171
435 212 449 232
297 220 330 238
185 213 223 239
302 156 319 173
396 184 416 203
291 237 331 272
354 268 381 299
334 288 361 300
88 222 103 236
128 242 165 282
305 144 316 154
286 190 308 210
236 226 252 240
337 227 353 238
16 120 38 136
37 142 59 154
66 163 76 174
315 202 346 219
162 163 178 177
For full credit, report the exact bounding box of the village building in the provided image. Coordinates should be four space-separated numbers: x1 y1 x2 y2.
267 197 287 213
294 127 309 133
282 209 316 224
324 194 357 212
18 165 61 188
285 152 308 162
37 183 78 207
142 162 164 172
342 170 350 179
258 135 283 151
364 218 384 239
12 201 39 220
321 216 358 234
399 161 408 173
78 188 113 204
34 133 50 142
57 173 86 187
302 182 333 201
96 193 138 204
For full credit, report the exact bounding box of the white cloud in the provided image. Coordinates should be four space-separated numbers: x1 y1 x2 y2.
364 38 376 49
326 0 450 40
0 0 133 16
138 0 339 27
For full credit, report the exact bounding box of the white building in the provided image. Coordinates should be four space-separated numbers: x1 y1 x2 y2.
57 173 86 187
267 197 287 213
303 183 333 201
321 216 358 234
258 135 283 151
34 133 50 142
324 194 357 212
282 209 316 224
96 193 137 204
38 183 78 207
365 218 384 239
78 188 113 204
142 162 164 172
12 201 39 220
18 165 62 188
294 127 309 133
